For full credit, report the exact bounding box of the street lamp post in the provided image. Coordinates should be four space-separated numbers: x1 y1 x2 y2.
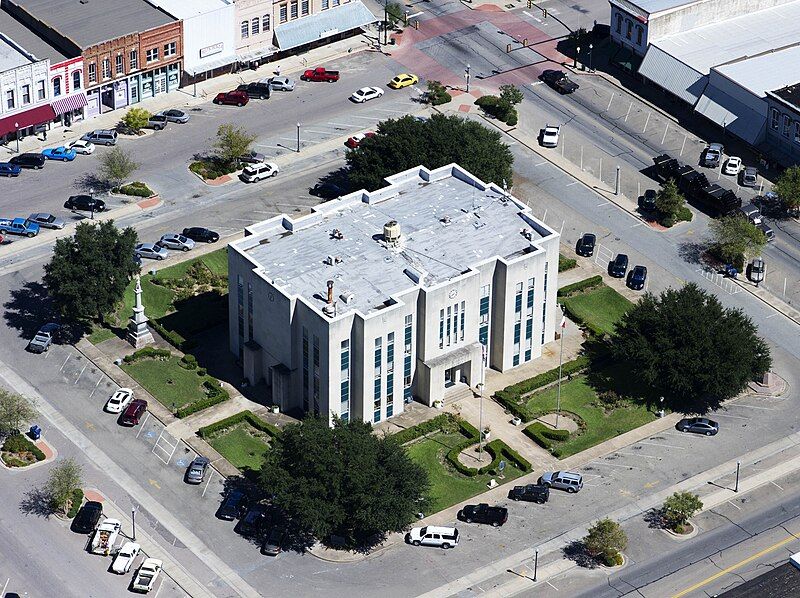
478 345 485 461
465 64 471 93
533 549 539 581
14 122 19 153
555 306 565 430
131 507 137 541
589 43 594 72
296 123 301 153
575 46 580 69
659 396 665 418
89 187 95 220
735 461 741 492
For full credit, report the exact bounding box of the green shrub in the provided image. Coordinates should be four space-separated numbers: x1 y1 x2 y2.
523 422 570 450
197 368 207 376
176 393 227 418
2 432 46 461
601 549 623 567
180 354 198 370
150 320 196 351
2 456 27 467
505 109 518 126
391 413 457 445
558 254 577 272
475 95 499 109
431 91 451 106
66 488 84 518
123 347 171 363
674 523 685 534
557 276 604 297
197 410 281 439
119 182 154 197
660 215 676 228
446 438 531 476
676 206 693 222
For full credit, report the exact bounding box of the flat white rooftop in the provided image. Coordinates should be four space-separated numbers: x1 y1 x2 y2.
144 0 233 19
0 38 33 71
235 165 557 317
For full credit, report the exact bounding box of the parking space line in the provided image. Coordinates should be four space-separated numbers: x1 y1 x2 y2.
712 412 749 420
534 161 548 166
74 363 88 385
619 452 661 460
303 129 331 135
565 181 578 186
546 580 559 591
89 375 104 397
350 115 380 121
136 412 152 438
597 201 609 207
771 481 784 491
643 111 651 134
726 500 742 510
593 461 641 470
730 403 774 411
59 354 71 371
638 441 685 450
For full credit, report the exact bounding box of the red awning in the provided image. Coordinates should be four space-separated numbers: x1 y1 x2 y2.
0 104 56 137
51 93 88 116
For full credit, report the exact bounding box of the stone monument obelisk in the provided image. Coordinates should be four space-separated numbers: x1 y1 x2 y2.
127 274 154 348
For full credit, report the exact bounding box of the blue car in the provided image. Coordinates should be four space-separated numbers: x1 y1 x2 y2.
41 146 77 161
0 162 21 177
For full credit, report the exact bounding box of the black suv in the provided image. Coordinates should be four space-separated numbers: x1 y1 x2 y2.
609 253 629 278
64 195 106 212
540 69 578 94
508 484 549 504
216 488 249 520
182 227 220 243
235 503 271 537
640 189 657 211
10 153 46 169
457 503 508 527
576 233 596 257
627 265 647 290
71 501 103 534
236 82 271 100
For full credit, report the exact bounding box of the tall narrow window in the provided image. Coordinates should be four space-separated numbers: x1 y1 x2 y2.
115 54 124 75
129 50 138 71
626 19 632 39
252 17 260 35
88 63 96 84
301 0 309 15
404 314 413 401
312 335 320 415
616 14 622 34
459 300 465 341
247 283 253 340
340 340 350 422
374 337 382 423
237 276 244 359
783 115 792 138
291 0 298 19
636 25 643 45
5 89 13 110
386 332 394 417
302 328 309 411
36 80 46 100
280 4 288 22
439 309 444 348
21 84 31 104
101 59 110 79
479 284 490 350
73 70 82 89
241 20 249 38
262 14 271 31
52 77 61 97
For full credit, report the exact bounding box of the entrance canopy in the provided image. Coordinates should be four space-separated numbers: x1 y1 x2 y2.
274 1 377 51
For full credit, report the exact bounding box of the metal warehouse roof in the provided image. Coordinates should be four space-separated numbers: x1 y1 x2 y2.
714 45 800 97
0 10 69 63
274 1 377 51
638 44 707 104
6 0 175 49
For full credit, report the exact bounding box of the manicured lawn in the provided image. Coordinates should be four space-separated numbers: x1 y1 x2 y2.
406 432 524 513
560 285 633 336
524 373 656 458
87 325 116 345
209 424 270 471
121 356 210 410
157 247 228 280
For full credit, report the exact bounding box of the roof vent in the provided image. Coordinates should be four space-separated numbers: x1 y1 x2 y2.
440 215 451 225
383 220 401 244
331 228 344 240
521 228 532 240
340 292 354 304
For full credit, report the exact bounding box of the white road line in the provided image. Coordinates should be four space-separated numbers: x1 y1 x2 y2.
534 161 548 166
202 471 214 498
565 181 578 186
303 129 331 134
350 115 380 120
619 452 661 460
594 461 641 470
638 441 685 450
89 376 104 397
597 201 610 207
726 500 742 510
135 412 152 439
771 480 784 490
372 108 412 114
712 413 749 420
630 222 643 228
546 581 559 591
732 403 775 410
59 354 71 371
327 122 356 127
74 363 88 385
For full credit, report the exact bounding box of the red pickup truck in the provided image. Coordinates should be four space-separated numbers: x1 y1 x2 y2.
301 67 340 82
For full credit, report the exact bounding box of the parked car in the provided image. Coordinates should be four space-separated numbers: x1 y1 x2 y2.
266 76 296 92
627 265 648 290
185 456 211 484
157 108 190 123
508 484 550 503
28 212 66 229
66 139 95 154
676 417 719 436
301 67 339 82
235 503 271 536
540 69 579 94
135 242 168 261
576 233 596 257
182 227 219 243
121 399 147 426
310 181 345 199
0 162 21 177
345 132 375 148
261 524 287 556
81 129 117 145
702 143 724 168
741 166 759 188
758 222 775 242
240 161 279 183
71 500 103 534
9 153 45 169
148 114 168 130
214 90 249 106
216 488 249 521
350 86 384 103
457 503 508 527
739 202 763 225
236 81 272 100
27 323 60 353
640 189 657 211
722 156 741 176
406 526 459 549
540 69 566 86
158 233 195 252
64 195 106 212
239 150 266 164
105 388 134 414
538 471 583 493
111 541 141 574
131 558 162 593
388 73 419 89
609 253 629 278
749 256 766 282
41 146 77 161
539 125 560 148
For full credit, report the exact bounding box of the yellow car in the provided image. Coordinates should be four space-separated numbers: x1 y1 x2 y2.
388 73 419 89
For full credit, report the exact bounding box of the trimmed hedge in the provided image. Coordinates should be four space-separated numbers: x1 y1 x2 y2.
557 276 604 298
66 488 84 519
494 354 592 422
119 181 154 197
151 320 197 352
179 354 198 370
558 254 577 272
2 432 46 461
523 422 570 451
123 346 171 363
391 413 457 445
198 409 281 439
175 378 230 418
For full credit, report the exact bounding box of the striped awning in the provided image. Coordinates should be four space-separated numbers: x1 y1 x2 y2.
51 93 88 116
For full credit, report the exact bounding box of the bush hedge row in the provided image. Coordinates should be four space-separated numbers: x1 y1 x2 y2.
391 413 457 445
123 346 171 363
197 409 281 439
558 254 577 272
523 422 571 451
2 432 46 461
493 355 592 422
557 275 603 298
66 488 84 519
150 320 197 352
119 182 154 197
176 378 230 418
179 354 198 370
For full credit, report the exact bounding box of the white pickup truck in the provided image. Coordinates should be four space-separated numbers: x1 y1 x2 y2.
90 518 121 555
132 558 163 593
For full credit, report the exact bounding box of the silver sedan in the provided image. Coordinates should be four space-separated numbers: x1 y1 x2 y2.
157 109 191 123
158 233 195 252
135 242 169 261
28 212 66 229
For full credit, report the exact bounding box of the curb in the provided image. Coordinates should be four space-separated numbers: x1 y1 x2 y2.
730 277 800 327
307 540 394 563
0 435 57 472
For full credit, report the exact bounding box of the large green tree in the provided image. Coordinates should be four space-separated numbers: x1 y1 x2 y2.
214 123 256 168
260 416 429 548
773 165 800 214
0 389 37 439
709 215 766 264
655 179 685 224
346 114 514 191
583 518 627 566
45 458 83 514
99 146 140 190
43 220 139 322
612 284 771 412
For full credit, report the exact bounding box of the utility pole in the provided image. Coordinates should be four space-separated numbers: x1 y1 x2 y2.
735 461 741 492
14 122 19 153
589 43 594 72
296 123 301 153
533 549 539 581
131 506 137 541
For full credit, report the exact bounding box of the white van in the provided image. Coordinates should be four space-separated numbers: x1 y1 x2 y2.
406 526 459 549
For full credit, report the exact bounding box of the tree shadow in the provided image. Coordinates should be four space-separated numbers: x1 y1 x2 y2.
19 487 56 518
677 241 708 266
643 507 667 530
309 166 350 200
562 540 599 569
73 172 110 194
3 281 55 340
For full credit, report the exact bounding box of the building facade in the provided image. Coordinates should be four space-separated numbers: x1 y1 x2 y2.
0 34 52 142
228 165 560 425
766 85 800 165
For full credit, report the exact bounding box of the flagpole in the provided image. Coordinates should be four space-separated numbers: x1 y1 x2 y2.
555 308 565 429
478 344 485 461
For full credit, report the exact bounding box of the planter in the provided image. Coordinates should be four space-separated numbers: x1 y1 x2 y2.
663 521 698 540
598 551 627 570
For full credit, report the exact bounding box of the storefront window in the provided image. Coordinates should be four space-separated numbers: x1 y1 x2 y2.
241 20 249 38
130 50 138 70
53 77 61 97
262 14 270 30
291 0 298 18
73 70 82 89
37 80 46 100
280 4 288 22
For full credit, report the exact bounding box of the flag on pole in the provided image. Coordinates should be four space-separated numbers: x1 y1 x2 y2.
560 315 567 328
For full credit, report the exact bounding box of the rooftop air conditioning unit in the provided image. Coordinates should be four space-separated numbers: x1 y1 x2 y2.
383 220 401 243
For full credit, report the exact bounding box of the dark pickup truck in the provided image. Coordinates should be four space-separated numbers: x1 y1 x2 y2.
301 67 339 82
508 484 550 503
652 154 741 216
458 503 508 527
